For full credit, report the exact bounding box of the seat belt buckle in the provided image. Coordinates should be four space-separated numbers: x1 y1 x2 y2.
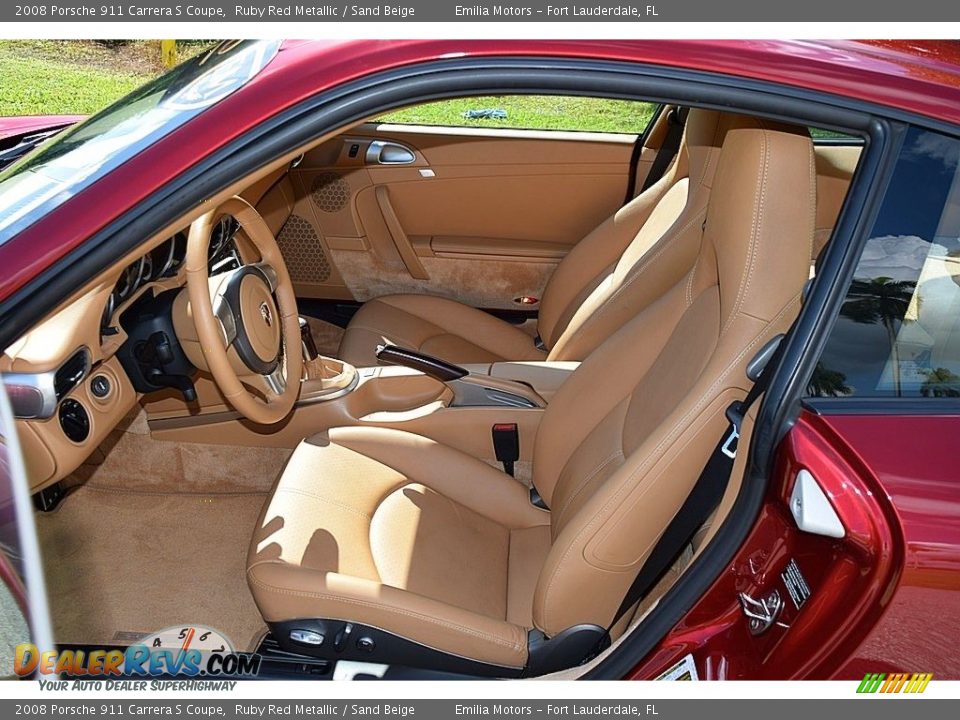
492 423 519 476
721 425 740 459
721 401 745 459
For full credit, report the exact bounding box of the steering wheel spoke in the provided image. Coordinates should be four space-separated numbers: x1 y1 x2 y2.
263 362 287 396
213 293 238 347
251 262 280 293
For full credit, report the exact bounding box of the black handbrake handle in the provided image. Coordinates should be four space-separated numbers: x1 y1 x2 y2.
375 344 468 383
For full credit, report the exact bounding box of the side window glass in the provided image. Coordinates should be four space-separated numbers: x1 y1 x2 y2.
376 95 657 135
812 126 960 399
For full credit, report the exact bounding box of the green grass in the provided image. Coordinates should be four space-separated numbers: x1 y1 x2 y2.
0 50 653 132
0 55 150 116
0 41 212 116
378 96 658 134
0 42 858 142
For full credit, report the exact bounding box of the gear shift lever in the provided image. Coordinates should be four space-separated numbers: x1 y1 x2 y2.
297 318 357 396
299 317 319 361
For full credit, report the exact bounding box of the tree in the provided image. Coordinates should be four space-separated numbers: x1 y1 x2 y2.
807 362 852 397
840 276 917 396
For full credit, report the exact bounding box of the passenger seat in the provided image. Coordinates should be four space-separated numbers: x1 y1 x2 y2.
338 110 769 367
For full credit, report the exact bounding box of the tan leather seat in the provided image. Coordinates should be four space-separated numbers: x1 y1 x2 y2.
338 110 765 367
247 116 815 675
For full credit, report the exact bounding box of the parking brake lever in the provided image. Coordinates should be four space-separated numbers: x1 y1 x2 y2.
375 344 467 383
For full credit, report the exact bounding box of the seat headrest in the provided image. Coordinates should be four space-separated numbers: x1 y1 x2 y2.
676 109 808 195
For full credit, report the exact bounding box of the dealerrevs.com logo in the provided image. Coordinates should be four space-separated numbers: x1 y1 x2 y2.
14 625 261 681
857 673 933 694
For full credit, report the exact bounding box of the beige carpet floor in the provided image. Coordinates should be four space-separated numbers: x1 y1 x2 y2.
304 315 344 358
35 486 269 652
71 407 292 496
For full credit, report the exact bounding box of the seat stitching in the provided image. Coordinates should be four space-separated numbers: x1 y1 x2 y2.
274 486 373 521
248 573 525 652
684 257 699 308
539 297 800 629
721 128 769 338
552 450 625 531
585 208 707 327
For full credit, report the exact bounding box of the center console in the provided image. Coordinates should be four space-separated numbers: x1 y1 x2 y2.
148 333 580 473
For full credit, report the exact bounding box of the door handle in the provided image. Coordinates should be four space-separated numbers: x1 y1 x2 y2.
365 140 416 165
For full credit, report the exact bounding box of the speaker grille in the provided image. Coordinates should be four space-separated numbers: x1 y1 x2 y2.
276 215 332 283
310 172 350 213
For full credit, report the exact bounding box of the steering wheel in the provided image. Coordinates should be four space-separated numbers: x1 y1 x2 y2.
185 196 303 424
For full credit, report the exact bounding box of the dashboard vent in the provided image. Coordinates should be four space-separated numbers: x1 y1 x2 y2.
54 349 89 401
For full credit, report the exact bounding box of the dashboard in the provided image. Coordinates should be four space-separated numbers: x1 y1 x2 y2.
2 162 292 495
4 214 248 494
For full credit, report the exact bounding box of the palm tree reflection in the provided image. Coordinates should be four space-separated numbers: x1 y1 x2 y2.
807 362 852 397
920 367 960 398
839 276 917 396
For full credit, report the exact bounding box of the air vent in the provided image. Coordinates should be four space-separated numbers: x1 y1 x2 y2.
54 349 90 401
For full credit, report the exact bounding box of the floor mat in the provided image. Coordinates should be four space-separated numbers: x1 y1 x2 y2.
35 486 269 652
71 407 292 495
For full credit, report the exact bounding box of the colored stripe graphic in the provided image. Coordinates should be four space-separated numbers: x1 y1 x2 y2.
858 672 932 694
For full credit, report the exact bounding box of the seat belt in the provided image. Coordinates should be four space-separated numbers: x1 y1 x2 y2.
639 107 689 194
607 333 788 629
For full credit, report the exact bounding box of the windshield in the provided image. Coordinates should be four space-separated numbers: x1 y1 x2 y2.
0 40 280 244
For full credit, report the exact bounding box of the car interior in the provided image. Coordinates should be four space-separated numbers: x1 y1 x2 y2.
1 97 862 678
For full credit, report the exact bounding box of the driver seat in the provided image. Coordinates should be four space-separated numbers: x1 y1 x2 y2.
246 116 815 676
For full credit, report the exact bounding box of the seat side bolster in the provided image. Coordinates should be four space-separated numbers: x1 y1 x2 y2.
339 295 543 367
326 426 551 530
537 171 675 350
247 562 528 669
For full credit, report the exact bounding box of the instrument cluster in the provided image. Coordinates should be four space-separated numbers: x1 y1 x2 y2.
101 231 187 334
101 216 242 337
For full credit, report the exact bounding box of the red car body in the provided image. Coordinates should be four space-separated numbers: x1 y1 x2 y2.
1 40 959 681
0 115 83 142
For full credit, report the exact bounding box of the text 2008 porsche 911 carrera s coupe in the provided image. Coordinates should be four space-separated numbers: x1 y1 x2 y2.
0 39 958 681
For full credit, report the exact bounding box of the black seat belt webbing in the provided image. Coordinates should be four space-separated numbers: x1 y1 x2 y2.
639 107 689 194
608 336 787 629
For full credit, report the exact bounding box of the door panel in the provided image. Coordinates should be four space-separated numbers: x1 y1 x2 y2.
279 122 638 310
271 118 862 312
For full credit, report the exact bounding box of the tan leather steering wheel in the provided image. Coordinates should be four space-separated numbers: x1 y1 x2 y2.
185 197 302 425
